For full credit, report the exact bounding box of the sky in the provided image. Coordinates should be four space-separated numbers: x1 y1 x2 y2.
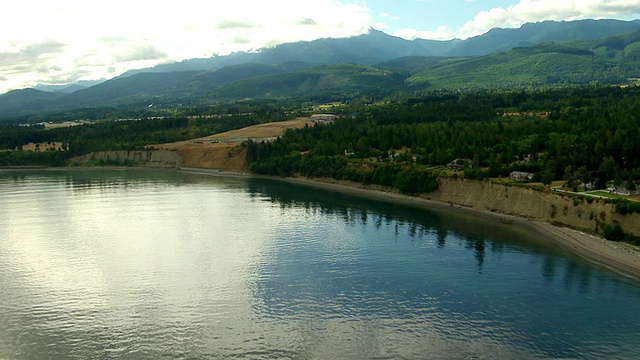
1 0 640 94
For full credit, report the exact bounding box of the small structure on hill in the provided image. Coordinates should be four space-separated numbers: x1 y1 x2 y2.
310 114 337 124
446 158 473 169
613 182 639 196
509 171 535 182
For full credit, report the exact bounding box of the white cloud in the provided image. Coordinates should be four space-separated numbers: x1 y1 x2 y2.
380 12 400 21
0 0 372 93
396 0 640 40
394 26 456 41
3 0 639 94
373 22 391 30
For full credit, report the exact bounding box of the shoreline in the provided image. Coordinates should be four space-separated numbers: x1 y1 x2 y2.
176 167 640 280
4 166 639 281
278 177 640 281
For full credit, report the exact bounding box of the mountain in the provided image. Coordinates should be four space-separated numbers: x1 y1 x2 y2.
124 29 448 77
173 31 640 97
34 79 106 94
190 63 293 86
125 19 640 75
58 71 203 106
35 84 87 94
448 19 640 56
59 62 322 107
403 32 640 89
570 30 640 60
211 63 407 99
0 88 63 116
3 19 640 121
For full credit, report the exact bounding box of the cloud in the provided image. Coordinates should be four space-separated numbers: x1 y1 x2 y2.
215 20 258 30
21 41 67 58
297 18 318 25
396 0 640 40
111 45 169 63
0 40 70 90
394 26 455 41
373 22 391 30
231 36 253 45
0 40 67 67
0 0 372 93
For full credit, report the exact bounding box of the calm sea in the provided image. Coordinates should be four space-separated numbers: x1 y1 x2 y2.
0 169 639 359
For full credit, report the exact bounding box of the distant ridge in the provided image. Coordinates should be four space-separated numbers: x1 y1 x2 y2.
3 19 640 120
448 19 640 56
126 19 640 75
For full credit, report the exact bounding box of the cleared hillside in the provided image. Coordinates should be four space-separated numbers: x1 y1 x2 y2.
157 117 313 172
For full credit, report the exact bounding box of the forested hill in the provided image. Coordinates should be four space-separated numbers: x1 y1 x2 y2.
246 86 640 193
400 32 640 89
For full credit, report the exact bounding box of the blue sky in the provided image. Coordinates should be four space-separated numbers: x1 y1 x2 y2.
1 0 640 93
368 0 640 39
369 0 518 35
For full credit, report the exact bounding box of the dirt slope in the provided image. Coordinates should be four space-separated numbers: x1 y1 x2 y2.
426 177 640 237
157 117 312 172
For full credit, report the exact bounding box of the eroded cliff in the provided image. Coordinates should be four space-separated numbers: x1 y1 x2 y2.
426 178 640 237
70 149 182 168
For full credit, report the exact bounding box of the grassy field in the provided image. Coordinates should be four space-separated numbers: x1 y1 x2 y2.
589 191 628 199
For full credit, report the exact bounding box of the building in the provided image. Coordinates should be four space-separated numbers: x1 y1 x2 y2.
310 114 337 124
614 183 640 196
446 158 473 169
509 171 535 182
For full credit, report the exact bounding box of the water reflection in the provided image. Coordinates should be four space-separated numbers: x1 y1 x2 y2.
246 178 640 359
247 178 566 276
0 170 639 359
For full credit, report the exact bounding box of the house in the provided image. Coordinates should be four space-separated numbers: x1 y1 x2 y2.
310 114 337 124
614 183 640 196
509 171 535 182
446 158 473 169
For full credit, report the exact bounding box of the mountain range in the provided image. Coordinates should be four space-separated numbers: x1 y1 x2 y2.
2 18 640 121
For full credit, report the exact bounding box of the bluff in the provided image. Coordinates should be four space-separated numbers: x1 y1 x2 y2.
70 150 182 168
425 178 640 237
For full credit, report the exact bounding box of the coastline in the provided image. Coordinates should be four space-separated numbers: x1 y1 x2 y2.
6 166 638 281
207 170 640 281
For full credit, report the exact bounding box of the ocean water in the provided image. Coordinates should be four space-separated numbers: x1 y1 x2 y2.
0 169 639 359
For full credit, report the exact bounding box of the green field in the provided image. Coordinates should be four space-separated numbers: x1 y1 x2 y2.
589 191 628 199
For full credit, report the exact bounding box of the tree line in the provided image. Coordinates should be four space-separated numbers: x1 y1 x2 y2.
246 85 640 192
0 107 290 166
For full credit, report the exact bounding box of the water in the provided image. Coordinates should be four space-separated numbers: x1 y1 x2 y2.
0 169 639 359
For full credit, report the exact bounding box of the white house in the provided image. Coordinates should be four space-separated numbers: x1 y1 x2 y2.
509 171 535 182
310 114 337 124
614 183 640 196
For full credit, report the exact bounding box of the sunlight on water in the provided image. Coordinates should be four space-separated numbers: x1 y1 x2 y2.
0 169 639 359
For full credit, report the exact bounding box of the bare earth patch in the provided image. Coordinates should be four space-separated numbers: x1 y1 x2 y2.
157 117 313 172
22 142 65 151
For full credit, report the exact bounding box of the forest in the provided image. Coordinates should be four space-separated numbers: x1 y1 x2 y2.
0 103 289 166
246 86 640 194
1 86 640 197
